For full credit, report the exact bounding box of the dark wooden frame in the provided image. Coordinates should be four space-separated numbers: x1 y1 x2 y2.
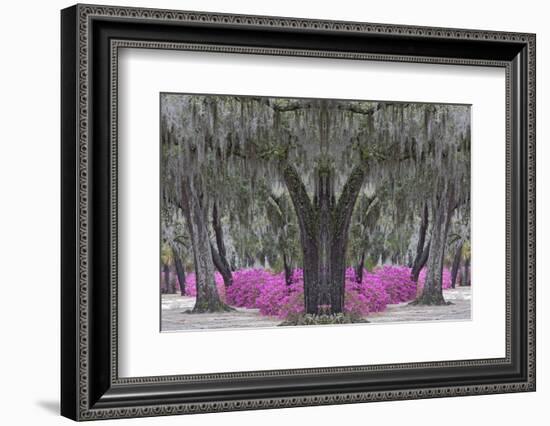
61 3 536 421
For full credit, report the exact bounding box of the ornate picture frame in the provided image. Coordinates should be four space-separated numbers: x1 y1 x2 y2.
61 3 535 421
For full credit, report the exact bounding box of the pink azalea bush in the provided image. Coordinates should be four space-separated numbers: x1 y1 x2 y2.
344 280 389 317
225 269 272 309
343 266 415 316
371 266 418 303
225 266 418 319
167 264 456 320
226 269 304 319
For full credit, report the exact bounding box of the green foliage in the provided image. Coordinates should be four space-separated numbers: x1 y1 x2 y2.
160 243 173 266
364 256 377 272
160 94 471 276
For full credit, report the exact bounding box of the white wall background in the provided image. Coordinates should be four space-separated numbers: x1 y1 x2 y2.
0 0 546 425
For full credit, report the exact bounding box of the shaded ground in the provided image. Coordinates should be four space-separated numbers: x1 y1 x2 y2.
161 287 471 332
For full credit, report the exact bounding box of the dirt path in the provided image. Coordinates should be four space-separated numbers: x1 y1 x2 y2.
367 286 471 324
161 287 471 332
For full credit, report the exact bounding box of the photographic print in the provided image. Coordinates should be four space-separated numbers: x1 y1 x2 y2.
61 6 535 418
160 93 471 332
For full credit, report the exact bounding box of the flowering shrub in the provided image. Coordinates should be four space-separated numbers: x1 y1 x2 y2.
344 273 388 316
226 269 304 319
344 283 386 317
225 266 408 319
225 269 272 308
343 266 414 316
372 266 417 303
166 263 458 320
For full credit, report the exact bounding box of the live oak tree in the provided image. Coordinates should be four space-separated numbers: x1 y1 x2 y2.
448 214 471 289
160 244 174 294
450 239 464 289
461 240 472 286
411 106 471 305
161 99 233 313
349 193 380 283
410 202 431 283
263 190 301 285
161 201 193 295
210 201 233 287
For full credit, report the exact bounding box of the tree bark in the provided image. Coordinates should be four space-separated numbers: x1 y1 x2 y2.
355 250 366 283
210 242 233 287
281 161 367 314
411 202 429 282
412 241 430 286
180 176 231 312
316 165 336 312
280 162 320 314
171 244 186 296
283 253 293 286
163 263 175 294
450 240 464 289
462 258 471 286
212 202 233 274
210 201 233 287
413 181 456 305
267 194 294 286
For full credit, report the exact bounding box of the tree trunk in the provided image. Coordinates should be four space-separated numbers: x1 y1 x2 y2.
210 243 233 287
180 176 231 312
450 240 464 289
267 194 294 285
316 165 336 312
462 258 471 286
280 161 320 314
212 202 233 272
171 244 186 296
278 100 369 315
210 202 233 287
281 161 366 315
283 252 293 286
414 181 455 305
413 241 430 301
355 250 366 283
163 263 173 294
411 202 429 282
170 271 176 293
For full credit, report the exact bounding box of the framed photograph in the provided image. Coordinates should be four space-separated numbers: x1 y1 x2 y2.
61 4 536 421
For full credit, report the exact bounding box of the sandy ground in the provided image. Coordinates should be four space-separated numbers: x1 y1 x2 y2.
161 295 281 331
367 286 471 323
161 286 471 332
